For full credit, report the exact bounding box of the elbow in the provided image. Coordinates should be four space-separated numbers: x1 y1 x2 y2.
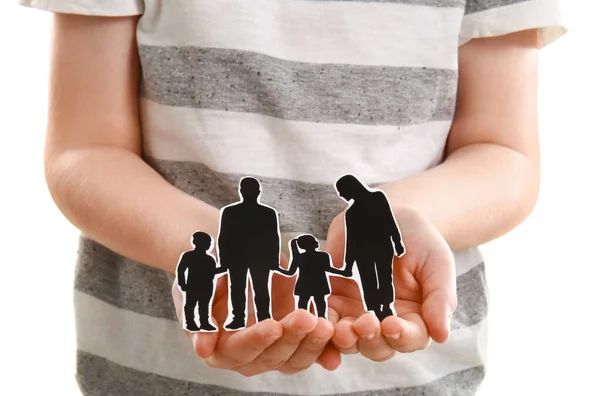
44 149 92 231
500 149 541 232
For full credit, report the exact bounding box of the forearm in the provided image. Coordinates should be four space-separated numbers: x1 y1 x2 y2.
380 142 539 250
45 146 220 273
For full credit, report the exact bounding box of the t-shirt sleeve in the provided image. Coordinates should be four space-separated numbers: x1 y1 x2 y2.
19 0 144 16
459 0 567 48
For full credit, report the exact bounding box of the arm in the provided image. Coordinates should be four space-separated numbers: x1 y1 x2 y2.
343 218 356 273
214 266 228 275
381 193 404 256
326 263 348 277
269 210 281 267
278 239 299 276
290 238 300 259
176 255 189 291
216 209 230 267
44 14 220 273
380 30 541 250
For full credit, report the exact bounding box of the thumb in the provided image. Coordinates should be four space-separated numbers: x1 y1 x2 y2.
419 248 457 344
191 322 220 359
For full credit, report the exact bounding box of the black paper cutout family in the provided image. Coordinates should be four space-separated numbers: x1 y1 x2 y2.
176 175 405 333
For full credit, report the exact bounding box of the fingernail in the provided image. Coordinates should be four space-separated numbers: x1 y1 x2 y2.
191 333 199 345
389 332 401 340
365 332 376 340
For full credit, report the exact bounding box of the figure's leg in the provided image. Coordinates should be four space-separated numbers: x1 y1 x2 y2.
250 267 272 321
314 295 327 318
183 292 200 331
297 295 310 311
356 259 379 313
227 267 248 328
375 248 396 319
198 283 216 331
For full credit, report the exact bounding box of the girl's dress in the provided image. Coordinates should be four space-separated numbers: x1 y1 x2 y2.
288 250 333 297
20 0 567 394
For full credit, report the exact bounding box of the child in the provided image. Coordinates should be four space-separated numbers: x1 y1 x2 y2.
176 231 225 332
278 235 347 319
20 0 567 394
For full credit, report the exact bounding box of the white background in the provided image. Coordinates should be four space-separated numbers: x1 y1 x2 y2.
0 1 598 395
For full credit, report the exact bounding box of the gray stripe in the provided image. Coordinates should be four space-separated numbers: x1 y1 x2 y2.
74 237 486 330
77 350 485 396
139 46 457 126
465 0 530 14
148 158 346 241
310 0 465 7
452 262 487 329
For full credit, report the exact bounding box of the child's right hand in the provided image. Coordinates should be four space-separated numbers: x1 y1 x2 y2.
171 258 341 376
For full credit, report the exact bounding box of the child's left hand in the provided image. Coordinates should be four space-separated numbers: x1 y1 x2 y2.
324 205 457 361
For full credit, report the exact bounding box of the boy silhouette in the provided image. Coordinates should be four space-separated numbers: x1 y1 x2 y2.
278 235 348 319
176 231 226 332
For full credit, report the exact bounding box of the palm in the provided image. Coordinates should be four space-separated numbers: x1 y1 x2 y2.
324 206 457 353
205 255 298 328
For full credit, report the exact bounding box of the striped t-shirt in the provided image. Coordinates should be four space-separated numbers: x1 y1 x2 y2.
21 0 566 395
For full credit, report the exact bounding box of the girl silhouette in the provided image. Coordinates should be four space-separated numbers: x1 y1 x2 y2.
278 234 348 319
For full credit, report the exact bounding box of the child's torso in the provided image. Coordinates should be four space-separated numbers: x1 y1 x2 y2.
74 1 488 395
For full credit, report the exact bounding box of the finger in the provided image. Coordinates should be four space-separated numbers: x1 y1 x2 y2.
316 344 342 371
332 317 359 354
419 248 457 343
280 317 334 374
191 329 220 359
204 319 282 369
234 310 317 376
353 312 396 362
381 313 431 353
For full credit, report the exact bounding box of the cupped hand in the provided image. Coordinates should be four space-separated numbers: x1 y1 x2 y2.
325 205 457 362
172 254 342 376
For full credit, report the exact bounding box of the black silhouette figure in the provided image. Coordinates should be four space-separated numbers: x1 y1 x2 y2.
177 231 226 332
335 175 405 322
218 177 281 330
278 235 347 319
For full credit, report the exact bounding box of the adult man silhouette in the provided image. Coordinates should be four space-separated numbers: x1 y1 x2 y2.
335 175 405 321
218 177 281 330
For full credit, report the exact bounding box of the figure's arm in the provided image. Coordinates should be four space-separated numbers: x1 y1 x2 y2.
290 238 300 259
326 263 348 277
43 14 220 273
276 265 296 277
216 210 230 267
176 255 189 291
269 210 281 267
379 30 541 250
278 239 299 276
343 219 356 274
214 266 228 275
211 257 227 276
381 193 404 256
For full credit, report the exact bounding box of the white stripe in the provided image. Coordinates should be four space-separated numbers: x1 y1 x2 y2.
454 247 485 277
137 0 463 69
19 0 143 16
459 0 567 47
141 99 451 185
75 291 486 394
